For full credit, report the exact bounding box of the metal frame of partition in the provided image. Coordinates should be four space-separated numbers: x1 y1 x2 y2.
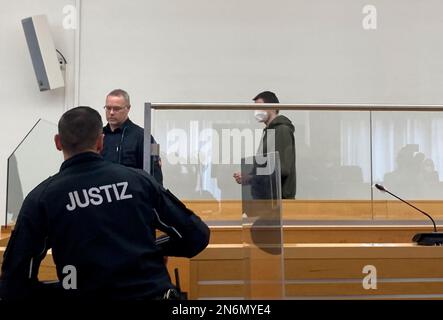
146 103 443 111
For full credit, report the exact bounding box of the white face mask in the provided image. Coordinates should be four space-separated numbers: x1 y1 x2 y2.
254 110 269 122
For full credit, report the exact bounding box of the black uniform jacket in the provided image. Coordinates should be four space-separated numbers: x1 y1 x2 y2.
0 152 210 300
102 119 163 185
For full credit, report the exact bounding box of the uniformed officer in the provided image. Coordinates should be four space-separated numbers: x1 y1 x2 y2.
0 106 210 301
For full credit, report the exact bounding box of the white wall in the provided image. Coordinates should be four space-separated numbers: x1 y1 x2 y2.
0 0 75 227
4 0 443 225
78 0 443 202
79 0 443 111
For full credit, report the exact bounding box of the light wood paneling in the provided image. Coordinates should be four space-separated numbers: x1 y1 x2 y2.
183 199 443 221
211 225 437 244
3 225 432 246
0 227 11 246
286 282 443 297
285 258 443 279
195 260 244 281
4 200 443 300
190 243 443 299
197 284 244 298
3 243 443 299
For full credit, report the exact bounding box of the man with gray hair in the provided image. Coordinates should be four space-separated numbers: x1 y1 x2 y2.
102 89 163 184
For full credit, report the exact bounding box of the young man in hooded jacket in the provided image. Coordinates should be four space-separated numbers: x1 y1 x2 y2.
234 91 296 199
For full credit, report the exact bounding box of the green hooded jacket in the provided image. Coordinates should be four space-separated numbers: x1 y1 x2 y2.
260 115 296 199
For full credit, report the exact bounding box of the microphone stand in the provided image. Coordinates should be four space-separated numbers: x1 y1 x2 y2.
375 184 443 246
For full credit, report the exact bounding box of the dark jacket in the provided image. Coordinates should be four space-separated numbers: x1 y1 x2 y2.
0 152 210 300
260 115 296 199
102 119 163 185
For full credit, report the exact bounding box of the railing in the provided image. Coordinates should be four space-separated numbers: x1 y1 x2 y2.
147 103 443 111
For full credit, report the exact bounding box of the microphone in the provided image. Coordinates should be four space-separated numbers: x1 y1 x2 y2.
374 184 443 246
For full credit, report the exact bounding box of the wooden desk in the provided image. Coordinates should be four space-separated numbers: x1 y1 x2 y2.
2 242 443 299
0 227 11 247
3 197 443 299
183 199 443 221
190 243 443 300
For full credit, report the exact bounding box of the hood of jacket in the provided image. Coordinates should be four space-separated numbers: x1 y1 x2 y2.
267 115 295 133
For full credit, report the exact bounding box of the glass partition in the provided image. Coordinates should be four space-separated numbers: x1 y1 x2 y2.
151 109 257 225
372 111 443 222
5 119 63 227
7 107 443 227
149 104 443 225
150 108 374 224
241 153 284 299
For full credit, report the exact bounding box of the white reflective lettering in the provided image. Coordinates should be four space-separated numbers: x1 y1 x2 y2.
118 182 133 200
66 192 76 211
73 190 90 208
88 187 103 205
66 182 133 212
99 185 113 202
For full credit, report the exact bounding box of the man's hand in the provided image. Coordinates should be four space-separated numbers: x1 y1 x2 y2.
233 172 251 184
233 172 242 184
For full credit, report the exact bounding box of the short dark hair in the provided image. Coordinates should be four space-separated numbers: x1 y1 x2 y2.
253 91 280 104
253 91 280 114
58 106 103 154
